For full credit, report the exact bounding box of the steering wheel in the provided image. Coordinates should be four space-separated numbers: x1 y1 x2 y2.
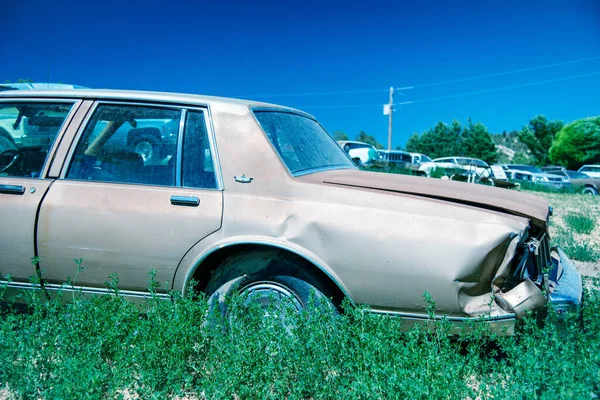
0 149 19 173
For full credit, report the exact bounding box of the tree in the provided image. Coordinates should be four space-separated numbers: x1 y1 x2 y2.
549 116 600 169
462 119 498 163
518 115 564 166
405 120 462 159
333 131 348 141
355 131 383 149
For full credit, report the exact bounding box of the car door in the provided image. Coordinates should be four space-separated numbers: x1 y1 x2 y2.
37 102 223 293
0 99 81 283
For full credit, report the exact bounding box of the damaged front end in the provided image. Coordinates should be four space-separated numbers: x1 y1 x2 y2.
494 224 583 319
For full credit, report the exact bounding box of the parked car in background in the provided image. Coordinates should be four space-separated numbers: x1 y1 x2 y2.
0 89 582 336
500 164 571 190
543 167 599 195
338 140 377 167
578 165 600 179
419 157 491 180
376 149 424 175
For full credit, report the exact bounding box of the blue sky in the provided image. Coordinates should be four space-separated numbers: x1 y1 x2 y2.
2 0 599 147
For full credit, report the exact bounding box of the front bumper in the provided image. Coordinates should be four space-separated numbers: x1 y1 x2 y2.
549 247 583 315
495 246 583 318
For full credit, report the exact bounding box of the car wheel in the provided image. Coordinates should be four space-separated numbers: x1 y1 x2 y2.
582 186 598 196
131 135 157 163
206 250 336 320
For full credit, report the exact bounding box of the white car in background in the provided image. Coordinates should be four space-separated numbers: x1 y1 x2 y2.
419 156 491 179
337 140 378 167
578 165 600 178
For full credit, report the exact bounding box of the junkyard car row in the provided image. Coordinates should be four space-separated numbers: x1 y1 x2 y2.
0 89 583 334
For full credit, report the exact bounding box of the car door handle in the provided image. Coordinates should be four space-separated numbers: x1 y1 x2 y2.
170 195 200 207
0 184 26 195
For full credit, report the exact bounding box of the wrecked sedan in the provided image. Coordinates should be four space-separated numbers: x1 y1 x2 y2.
0 89 582 334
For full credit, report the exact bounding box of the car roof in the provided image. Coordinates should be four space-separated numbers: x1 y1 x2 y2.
0 88 313 118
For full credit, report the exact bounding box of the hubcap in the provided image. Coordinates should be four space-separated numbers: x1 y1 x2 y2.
240 282 303 313
134 141 153 162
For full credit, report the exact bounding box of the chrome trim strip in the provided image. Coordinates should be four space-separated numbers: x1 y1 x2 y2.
1 280 170 299
176 109 187 187
181 240 355 305
203 105 224 191
369 308 517 322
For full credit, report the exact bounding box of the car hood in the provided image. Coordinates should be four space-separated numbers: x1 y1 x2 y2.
299 169 550 227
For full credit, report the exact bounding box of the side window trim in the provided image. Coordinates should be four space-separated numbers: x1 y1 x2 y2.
37 99 83 179
175 109 187 187
61 100 223 191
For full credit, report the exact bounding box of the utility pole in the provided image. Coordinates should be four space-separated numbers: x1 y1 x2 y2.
383 86 412 150
387 86 394 150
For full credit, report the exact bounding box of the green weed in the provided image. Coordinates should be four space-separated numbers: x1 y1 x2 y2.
1 274 599 399
564 212 597 235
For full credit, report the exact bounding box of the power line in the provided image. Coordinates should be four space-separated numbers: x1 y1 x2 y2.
412 55 600 89
241 55 600 98
410 71 600 104
298 71 600 110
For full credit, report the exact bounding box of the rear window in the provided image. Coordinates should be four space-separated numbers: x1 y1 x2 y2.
253 110 354 176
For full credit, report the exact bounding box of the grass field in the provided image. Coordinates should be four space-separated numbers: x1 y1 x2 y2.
0 190 598 399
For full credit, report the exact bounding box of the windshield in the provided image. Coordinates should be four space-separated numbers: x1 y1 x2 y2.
254 110 355 176
507 165 542 173
567 171 590 179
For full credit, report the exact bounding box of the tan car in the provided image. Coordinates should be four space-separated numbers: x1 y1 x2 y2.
0 90 582 334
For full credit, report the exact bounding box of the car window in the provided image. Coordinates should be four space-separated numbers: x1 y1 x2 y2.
0 102 74 178
421 155 432 162
182 110 217 189
67 104 181 186
254 110 354 176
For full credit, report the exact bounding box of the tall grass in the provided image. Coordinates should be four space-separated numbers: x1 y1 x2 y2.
1 275 599 399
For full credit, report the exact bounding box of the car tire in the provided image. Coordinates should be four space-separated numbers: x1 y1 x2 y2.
206 249 336 319
582 186 598 196
130 135 158 163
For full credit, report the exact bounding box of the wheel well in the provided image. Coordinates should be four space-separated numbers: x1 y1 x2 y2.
188 244 347 307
